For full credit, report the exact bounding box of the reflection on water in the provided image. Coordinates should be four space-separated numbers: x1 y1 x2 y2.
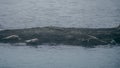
0 0 120 29
0 43 120 68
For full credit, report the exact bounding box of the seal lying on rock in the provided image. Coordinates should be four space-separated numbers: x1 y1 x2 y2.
2 35 21 42
25 38 39 45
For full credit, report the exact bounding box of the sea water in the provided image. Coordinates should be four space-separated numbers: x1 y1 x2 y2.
0 44 120 68
0 0 120 68
0 0 120 29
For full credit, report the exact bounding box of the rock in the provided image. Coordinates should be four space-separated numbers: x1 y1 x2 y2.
0 26 120 47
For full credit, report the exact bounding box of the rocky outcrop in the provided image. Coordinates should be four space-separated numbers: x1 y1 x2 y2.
0 26 119 47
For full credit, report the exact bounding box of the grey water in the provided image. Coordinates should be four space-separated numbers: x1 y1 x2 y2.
0 0 120 29
0 0 120 68
0 43 120 68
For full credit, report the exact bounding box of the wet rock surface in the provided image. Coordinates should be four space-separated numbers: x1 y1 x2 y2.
0 26 120 47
